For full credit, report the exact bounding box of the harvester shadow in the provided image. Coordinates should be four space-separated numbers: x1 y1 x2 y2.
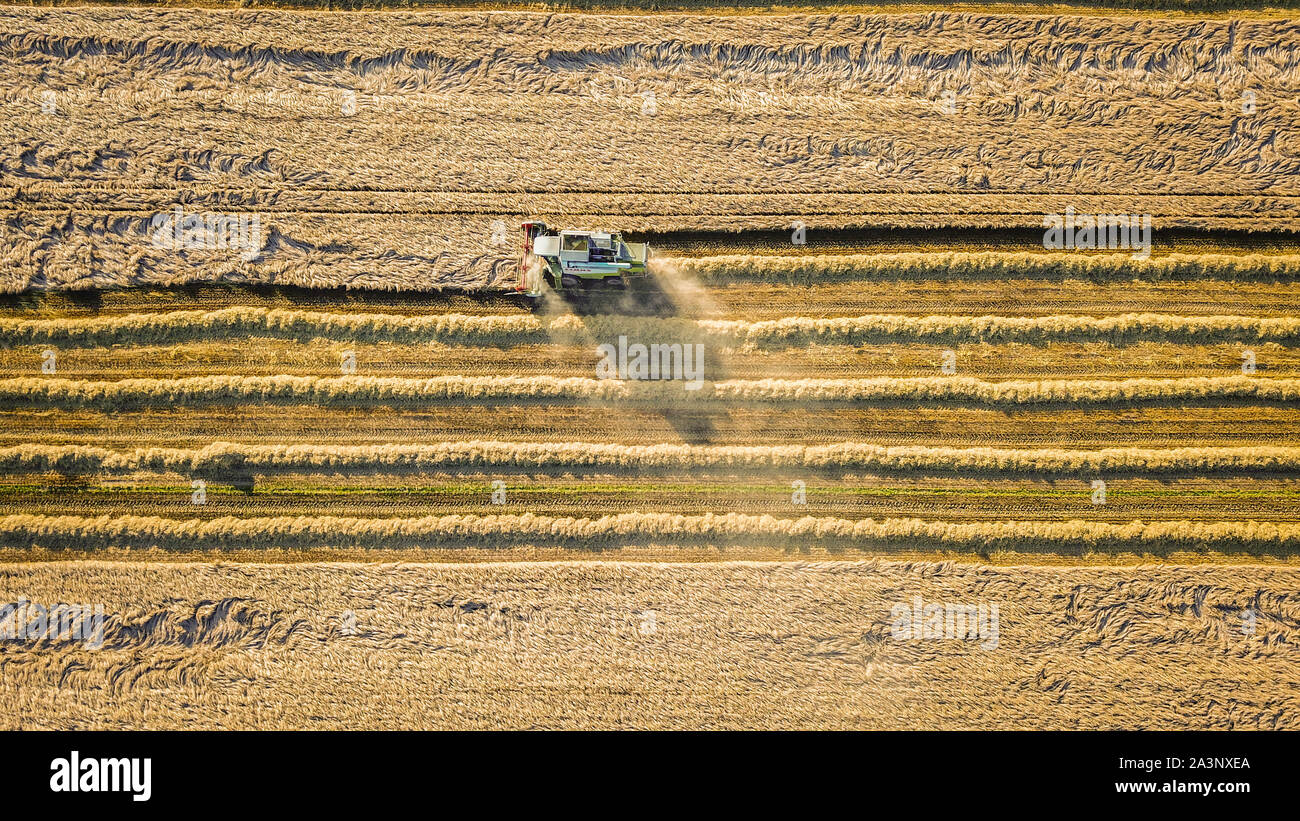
546 266 732 446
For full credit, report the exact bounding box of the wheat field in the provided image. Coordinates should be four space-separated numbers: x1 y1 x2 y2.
3 7 1300 290
1 3 1298 729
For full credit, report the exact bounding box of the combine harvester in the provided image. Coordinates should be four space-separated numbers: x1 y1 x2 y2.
515 221 650 299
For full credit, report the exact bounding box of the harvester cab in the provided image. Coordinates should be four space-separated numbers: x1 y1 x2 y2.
516 221 649 298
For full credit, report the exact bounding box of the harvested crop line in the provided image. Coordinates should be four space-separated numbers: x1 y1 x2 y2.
0 309 548 347
8 441 1300 477
3 513 1298 550
669 253 1300 283
6 308 1300 348
4 374 1298 410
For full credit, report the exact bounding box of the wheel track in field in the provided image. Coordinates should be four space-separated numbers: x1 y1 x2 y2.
5 373 1300 411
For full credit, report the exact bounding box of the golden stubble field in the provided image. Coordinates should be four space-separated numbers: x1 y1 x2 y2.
1 4 1299 729
2 560 1297 730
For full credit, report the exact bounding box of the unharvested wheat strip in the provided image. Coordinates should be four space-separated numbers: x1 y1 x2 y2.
6 309 1300 348
2 513 1298 550
4 375 1298 410
7 441 1300 477
668 253 1300 283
